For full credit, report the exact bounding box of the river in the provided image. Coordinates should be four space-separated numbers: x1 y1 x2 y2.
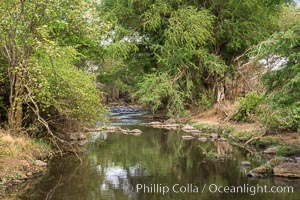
10 108 300 200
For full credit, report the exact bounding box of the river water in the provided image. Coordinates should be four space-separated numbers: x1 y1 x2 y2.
15 109 300 200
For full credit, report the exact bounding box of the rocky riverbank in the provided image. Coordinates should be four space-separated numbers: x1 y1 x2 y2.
0 129 89 195
135 114 300 179
0 130 53 193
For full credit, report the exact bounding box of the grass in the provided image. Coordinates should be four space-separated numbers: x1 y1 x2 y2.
0 129 53 186
192 122 234 134
0 130 53 160
276 146 300 157
252 138 281 148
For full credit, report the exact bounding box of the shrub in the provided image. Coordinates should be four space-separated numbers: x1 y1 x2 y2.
234 91 262 122
134 73 187 117
258 103 300 132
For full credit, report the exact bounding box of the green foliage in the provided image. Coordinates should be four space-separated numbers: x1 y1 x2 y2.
134 73 187 116
276 146 300 156
212 0 288 62
234 92 263 122
97 0 287 115
31 46 106 124
258 104 300 132
253 138 281 148
248 12 300 131
0 0 107 131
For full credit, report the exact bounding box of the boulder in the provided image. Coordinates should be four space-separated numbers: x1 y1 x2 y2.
129 129 142 135
241 161 251 166
273 163 300 178
165 119 176 124
247 166 269 178
149 121 163 125
182 125 195 130
163 124 179 128
263 147 279 154
182 135 195 140
129 129 142 133
106 126 117 131
66 132 87 141
267 157 296 166
34 160 47 167
189 129 201 133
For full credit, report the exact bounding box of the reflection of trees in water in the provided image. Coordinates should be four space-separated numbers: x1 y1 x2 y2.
213 141 233 156
18 128 262 200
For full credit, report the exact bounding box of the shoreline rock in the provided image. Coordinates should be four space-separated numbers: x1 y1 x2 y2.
274 163 300 178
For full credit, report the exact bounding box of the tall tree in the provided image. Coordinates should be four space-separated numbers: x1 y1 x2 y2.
0 0 105 132
98 0 289 115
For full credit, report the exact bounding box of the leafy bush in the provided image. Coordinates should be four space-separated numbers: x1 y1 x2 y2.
234 91 262 122
134 73 187 117
244 15 300 132
258 103 300 132
30 46 107 126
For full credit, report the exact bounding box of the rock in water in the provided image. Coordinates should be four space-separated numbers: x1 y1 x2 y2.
129 129 142 135
106 126 117 131
163 124 179 128
263 147 279 154
274 163 300 178
182 125 195 130
149 121 162 125
241 161 251 166
182 135 195 140
247 166 269 178
165 118 176 123
189 129 201 133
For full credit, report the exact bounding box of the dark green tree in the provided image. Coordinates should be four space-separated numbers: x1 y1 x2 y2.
97 0 289 116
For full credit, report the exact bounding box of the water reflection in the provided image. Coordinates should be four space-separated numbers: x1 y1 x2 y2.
16 127 300 200
213 140 233 156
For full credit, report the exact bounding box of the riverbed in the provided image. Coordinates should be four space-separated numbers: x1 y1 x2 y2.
7 108 300 200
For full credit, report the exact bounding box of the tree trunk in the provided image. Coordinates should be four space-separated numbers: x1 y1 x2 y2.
217 83 225 102
8 68 24 131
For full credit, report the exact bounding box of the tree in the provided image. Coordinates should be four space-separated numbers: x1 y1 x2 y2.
0 0 106 133
247 5 300 131
97 0 289 116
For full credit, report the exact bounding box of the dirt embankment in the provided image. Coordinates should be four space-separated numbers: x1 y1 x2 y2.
0 130 54 190
187 102 300 147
